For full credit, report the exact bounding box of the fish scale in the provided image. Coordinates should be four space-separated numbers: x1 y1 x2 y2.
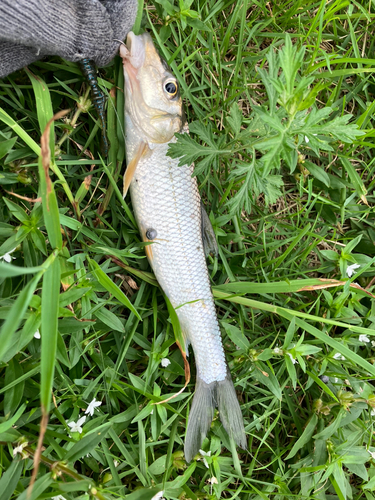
130 139 227 385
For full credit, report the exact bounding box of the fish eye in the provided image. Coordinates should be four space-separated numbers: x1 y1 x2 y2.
164 79 178 97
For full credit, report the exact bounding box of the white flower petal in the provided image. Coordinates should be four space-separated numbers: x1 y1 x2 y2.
209 476 218 484
333 353 345 361
34 330 41 339
287 352 297 364
151 492 165 500
346 263 360 278
67 415 86 434
199 449 211 457
13 442 28 457
0 248 16 263
199 449 211 468
77 415 87 426
85 397 102 416
304 135 309 143
359 334 370 343
161 358 171 368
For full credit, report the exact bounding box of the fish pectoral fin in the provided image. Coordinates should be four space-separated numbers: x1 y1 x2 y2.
201 203 219 257
123 141 149 198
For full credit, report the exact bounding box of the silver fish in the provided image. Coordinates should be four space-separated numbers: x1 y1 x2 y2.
120 32 246 461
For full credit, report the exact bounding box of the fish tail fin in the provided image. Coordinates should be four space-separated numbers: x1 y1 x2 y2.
184 371 247 462
217 371 247 451
184 376 216 463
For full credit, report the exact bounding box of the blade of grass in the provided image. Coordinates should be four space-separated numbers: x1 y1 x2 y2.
40 257 61 412
87 257 141 319
26 69 55 155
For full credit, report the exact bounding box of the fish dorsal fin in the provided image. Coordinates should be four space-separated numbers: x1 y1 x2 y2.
201 203 218 257
123 141 149 198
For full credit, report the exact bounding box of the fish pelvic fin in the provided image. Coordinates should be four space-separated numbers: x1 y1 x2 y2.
201 203 218 257
184 370 247 462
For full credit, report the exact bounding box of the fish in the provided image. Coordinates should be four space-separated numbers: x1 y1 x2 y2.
119 32 246 462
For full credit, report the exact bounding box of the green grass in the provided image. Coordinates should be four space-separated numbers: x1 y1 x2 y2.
1 0 375 499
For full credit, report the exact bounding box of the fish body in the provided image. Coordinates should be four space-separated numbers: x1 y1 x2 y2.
120 32 246 461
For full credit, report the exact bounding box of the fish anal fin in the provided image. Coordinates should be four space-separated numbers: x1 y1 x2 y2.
201 203 218 257
177 340 191 386
123 141 149 198
144 241 153 261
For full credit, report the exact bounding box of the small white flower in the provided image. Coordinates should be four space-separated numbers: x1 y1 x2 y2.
368 449 375 460
161 358 171 368
13 441 28 457
333 353 346 360
346 263 360 278
372 341 375 347
114 460 119 467
273 347 282 355
151 492 165 500
0 248 16 263
286 352 297 364
199 449 211 468
371 409 375 416
334 377 339 383
304 135 309 143
359 334 370 343
85 397 102 416
51 496 67 500
67 415 86 434
150 409 154 415
34 329 41 339
209 476 218 484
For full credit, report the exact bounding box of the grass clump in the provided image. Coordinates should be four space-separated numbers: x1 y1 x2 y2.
1 1 375 499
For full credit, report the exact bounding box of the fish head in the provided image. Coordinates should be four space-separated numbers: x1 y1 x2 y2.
120 32 184 144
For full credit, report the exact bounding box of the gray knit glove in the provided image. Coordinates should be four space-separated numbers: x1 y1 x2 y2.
0 0 138 78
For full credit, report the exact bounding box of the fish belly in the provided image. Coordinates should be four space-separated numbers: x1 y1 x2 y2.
129 140 227 385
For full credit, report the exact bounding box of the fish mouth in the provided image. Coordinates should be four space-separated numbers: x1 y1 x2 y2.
119 32 160 93
119 32 144 94
124 32 146 70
